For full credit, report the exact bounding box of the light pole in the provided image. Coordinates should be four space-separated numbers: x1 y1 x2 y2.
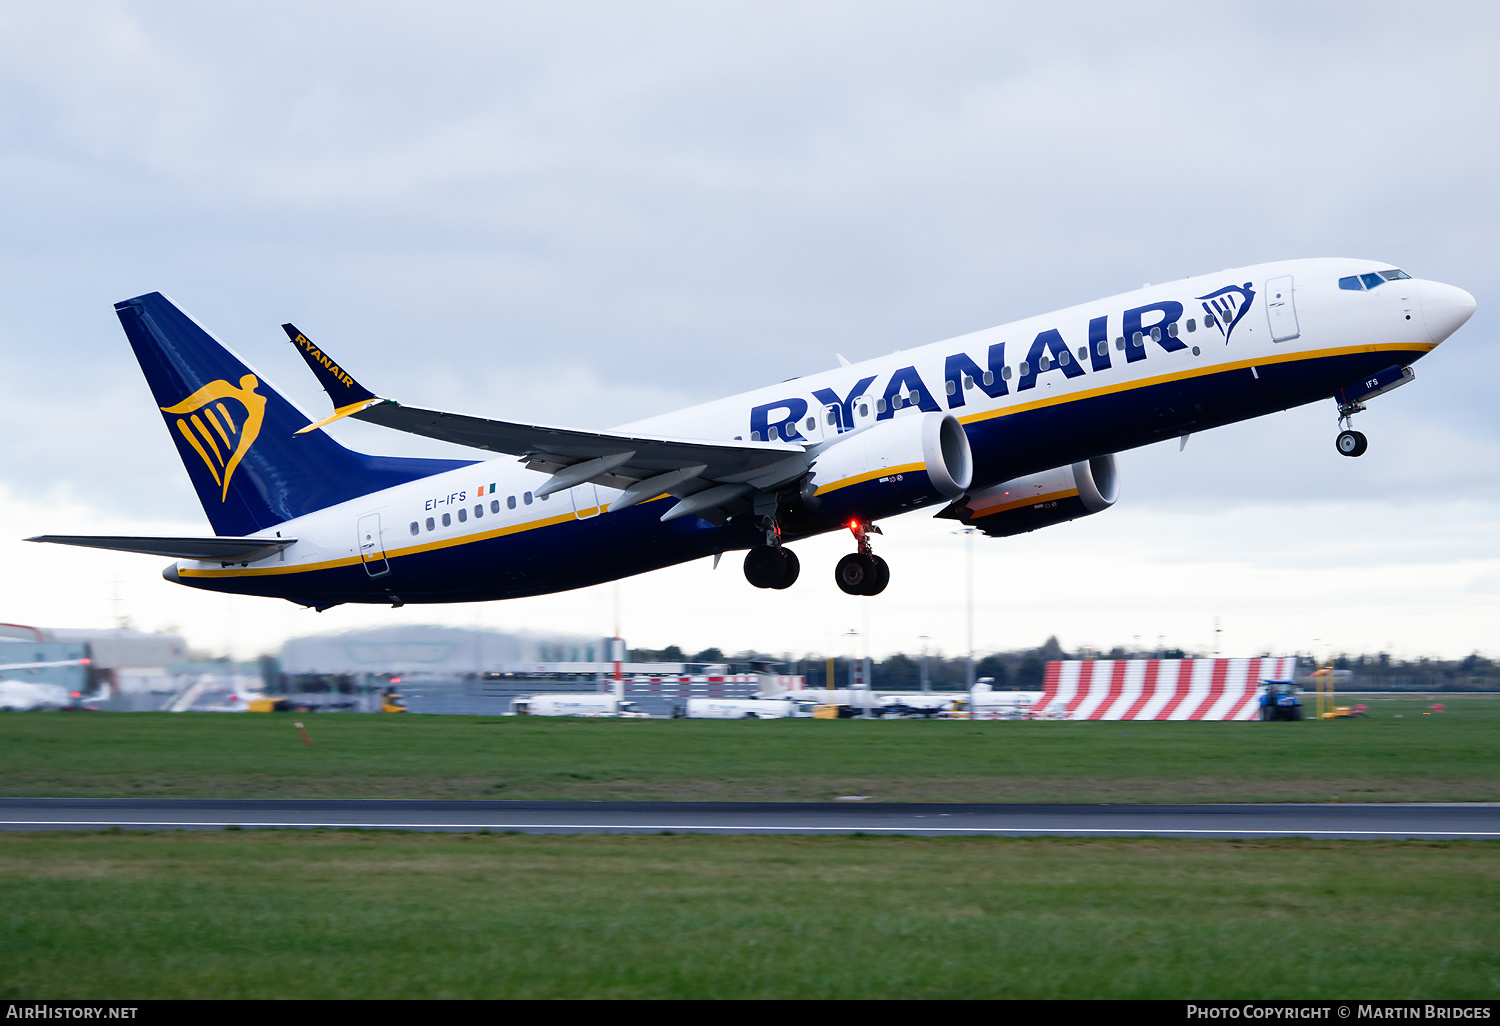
919 633 931 694
845 628 859 688
952 527 978 689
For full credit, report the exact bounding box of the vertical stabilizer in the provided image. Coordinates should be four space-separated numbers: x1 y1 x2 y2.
116 293 471 536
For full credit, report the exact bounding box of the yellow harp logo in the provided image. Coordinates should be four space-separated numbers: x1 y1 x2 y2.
160 375 267 502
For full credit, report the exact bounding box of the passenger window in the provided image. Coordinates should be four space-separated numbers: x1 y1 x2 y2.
507 496 516 510
1018 361 1030 376
1338 276 1364 291
458 508 467 523
911 390 922 404
442 513 451 527
1000 366 1011 381
1115 337 1125 350
963 375 973 390
1360 272 1384 289
541 493 549 501
1096 340 1108 355
474 504 483 518
425 517 435 532
945 379 956 395
1167 323 1179 337
750 431 761 441
1077 346 1088 362
1186 319 1196 332
805 417 815 431
1038 356 1051 371
768 425 780 440
491 500 501 513
1132 332 1143 347
876 398 887 413
409 522 419 536
524 492 533 505
1204 313 1217 327
891 396 904 410
858 403 869 417
982 370 994 386
1150 326 1161 342
1057 350 1070 366
826 410 837 425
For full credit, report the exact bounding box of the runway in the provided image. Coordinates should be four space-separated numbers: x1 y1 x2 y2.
1 798 1497 838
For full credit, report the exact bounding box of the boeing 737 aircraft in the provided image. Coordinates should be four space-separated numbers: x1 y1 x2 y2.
32 258 1475 610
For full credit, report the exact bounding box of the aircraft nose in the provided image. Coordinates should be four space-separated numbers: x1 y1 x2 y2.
1418 280 1477 344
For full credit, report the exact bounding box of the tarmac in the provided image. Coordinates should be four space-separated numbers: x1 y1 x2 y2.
2 798 1498 838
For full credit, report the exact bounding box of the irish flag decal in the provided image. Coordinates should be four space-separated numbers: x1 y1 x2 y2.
477 482 497 497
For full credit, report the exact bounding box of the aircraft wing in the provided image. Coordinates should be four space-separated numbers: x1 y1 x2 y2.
27 535 295 563
284 324 811 520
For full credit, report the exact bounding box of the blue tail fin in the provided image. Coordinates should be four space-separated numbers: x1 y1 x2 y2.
116 293 473 536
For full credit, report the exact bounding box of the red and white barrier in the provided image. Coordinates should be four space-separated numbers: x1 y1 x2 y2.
1033 658 1298 720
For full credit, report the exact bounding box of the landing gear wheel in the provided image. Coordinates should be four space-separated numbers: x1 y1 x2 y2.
744 546 781 588
771 547 799 590
744 545 799 589
1336 430 1368 457
835 552 873 596
865 555 890 596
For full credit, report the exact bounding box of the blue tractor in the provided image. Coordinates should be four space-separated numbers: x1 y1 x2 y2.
1259 680 1304 721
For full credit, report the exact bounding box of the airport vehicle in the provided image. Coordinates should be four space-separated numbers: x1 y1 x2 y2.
31 260 1474 607
510 694 646 717
685 696 815 719
1259 681 1304 721
381 690 407 713
246 697 292 713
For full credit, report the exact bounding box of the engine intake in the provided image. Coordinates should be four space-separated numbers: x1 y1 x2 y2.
800 412 973 520
937 455 1119 537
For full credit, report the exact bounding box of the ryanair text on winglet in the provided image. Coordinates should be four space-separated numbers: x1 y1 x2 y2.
292 332 356 389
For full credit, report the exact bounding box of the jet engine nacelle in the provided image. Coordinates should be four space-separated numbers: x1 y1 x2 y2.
800 412 973 520
938 454 1119 537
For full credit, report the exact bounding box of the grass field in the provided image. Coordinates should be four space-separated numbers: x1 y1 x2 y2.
0 697 1495 802
2 830 1496 999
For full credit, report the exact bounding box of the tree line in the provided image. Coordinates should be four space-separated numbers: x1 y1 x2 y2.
628 639 1500 692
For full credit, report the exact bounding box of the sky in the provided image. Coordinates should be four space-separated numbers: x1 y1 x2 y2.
2 1 1498 662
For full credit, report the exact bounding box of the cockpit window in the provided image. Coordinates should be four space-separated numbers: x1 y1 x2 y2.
1340 269 1411 292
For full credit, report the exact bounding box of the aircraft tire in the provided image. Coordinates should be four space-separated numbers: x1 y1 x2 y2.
772 547 800 589
743 546 783 588
864 555 890 596
835 552 871 595
1336 430 1368 457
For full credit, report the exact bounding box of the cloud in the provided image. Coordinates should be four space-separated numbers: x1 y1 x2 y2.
1 2 1497 657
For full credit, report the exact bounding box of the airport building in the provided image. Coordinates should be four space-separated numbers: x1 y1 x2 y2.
275 625 762 716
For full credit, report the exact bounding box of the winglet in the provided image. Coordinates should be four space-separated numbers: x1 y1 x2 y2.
282 323 386 434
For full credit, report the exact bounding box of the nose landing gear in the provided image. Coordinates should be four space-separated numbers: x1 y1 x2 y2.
743 517 800 589
1335 401 1369 458
835 520 889 596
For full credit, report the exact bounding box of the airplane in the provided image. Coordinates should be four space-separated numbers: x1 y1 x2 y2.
30 258 1475 610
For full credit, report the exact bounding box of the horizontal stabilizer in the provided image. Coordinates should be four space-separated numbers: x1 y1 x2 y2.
27 535 295 562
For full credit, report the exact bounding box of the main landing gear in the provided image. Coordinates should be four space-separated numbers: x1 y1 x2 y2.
1335 401 1369 458
835 520 889 597
743 518 800 590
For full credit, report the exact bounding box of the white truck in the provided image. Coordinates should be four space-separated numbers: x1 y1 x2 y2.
684 696 815 719
510 694 647 717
